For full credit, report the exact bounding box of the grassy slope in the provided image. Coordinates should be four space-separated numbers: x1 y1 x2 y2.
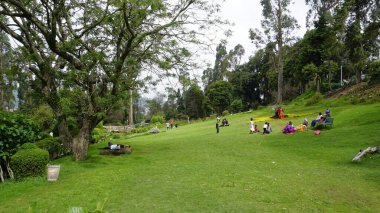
0 101 380 212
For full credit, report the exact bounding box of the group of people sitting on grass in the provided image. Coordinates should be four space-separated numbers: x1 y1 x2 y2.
310 109 331 127
282 118 309 134
282 109 332 134
270 106 288 119
245 108 333 135
249 118 272 134
220 118 230 127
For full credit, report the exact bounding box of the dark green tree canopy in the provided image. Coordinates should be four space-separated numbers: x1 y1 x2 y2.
184 84 206 119
205 81 233 115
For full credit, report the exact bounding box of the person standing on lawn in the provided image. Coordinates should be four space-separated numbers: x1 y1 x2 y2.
216 116 220 134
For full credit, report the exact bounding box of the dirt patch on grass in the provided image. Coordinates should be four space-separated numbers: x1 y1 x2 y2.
328 83 380 102
329 83 368 98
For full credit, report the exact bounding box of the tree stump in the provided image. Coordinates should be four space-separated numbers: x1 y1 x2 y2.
352 147 379 162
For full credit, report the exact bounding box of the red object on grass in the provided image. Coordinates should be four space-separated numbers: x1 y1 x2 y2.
314 130 321 135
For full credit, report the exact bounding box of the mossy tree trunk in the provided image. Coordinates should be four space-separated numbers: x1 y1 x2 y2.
72 118 91 161
0 165 4 182
57 115 73 153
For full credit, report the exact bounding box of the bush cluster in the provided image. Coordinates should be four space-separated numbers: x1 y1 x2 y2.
35 137 64 160
230 99 243 113
0 111 42 155
10 144 49 179
19 142 38 150
91 127 111 144
151 115 165 124
129 126 151 134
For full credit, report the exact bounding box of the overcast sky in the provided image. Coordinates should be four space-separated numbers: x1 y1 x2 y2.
217 0 309 63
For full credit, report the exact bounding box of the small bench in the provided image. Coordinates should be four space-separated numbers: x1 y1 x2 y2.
322 117 334 127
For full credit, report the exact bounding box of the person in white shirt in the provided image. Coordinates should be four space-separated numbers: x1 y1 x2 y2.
216 116 220 133
263 122 272 134
249 118 254 134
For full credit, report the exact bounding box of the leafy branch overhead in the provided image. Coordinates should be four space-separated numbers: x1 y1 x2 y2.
0 0 225 160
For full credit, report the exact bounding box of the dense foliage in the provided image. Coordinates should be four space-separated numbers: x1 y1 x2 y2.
184 85 207 119
0 112 42 172
151 115 165 124
91 127 111 144
205 81 233 115
0 0 379 161
35 137 64 160
0 0 225 160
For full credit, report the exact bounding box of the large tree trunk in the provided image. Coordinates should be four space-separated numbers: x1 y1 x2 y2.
6 161 14 179
129 90 134 126
0 165 4 182
0 58 3 110
276 0 284 104
316 75 321 93
277 54 284 104
0 82 3 110
356 69 361 83
329 66 332 91
72 119 91 161
57 115 73 153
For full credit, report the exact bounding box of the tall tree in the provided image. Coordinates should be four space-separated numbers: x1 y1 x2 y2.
205 81 233 115
250 0 299 103
202 40 228 86
184 84 206 119
202 42 245 86
0 27 14 110
0 0 223 160
305 0 343 27
228 44 245 72
345 0 380 83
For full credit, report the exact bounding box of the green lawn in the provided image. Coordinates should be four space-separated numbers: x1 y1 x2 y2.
1 102 380 212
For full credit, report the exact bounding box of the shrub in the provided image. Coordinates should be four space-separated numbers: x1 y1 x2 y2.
91 127 111 144
112 134 121 139
222 110 229 116
0 112 42 153
151 115 165 124
10 148 49 179
35 137 64 160
0 111 43 179
129 126 151 134
96 121 104 129
19 143 39 150
305 93 324 106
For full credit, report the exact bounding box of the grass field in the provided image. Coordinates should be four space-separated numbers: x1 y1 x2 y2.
1 101 380 212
